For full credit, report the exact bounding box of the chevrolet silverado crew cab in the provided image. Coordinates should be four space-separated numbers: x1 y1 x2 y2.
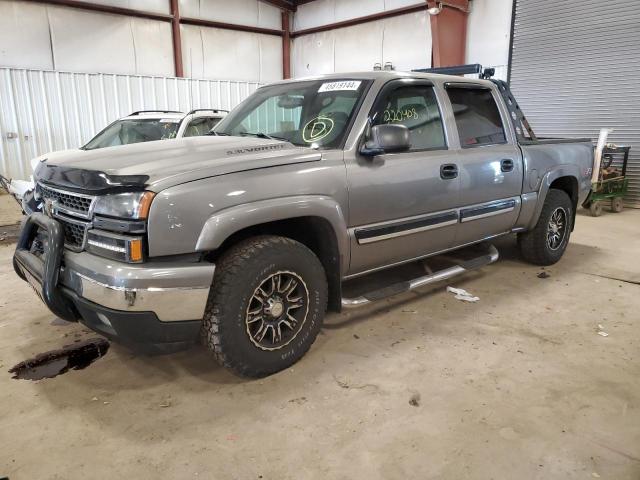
14 72 594 377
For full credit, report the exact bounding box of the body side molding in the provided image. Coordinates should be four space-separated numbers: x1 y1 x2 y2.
354 211 458 244
460 199 516 223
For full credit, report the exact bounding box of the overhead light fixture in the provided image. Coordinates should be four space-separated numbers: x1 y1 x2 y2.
427 2 443 15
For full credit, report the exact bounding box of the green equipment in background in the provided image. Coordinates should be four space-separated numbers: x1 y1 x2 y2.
584 145 631 217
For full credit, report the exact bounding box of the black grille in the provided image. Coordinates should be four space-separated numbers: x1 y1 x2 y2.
39 184 94 216
29 230 47 258
59 218 87 248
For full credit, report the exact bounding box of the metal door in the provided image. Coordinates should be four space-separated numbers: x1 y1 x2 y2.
346 79 460 275
444 84 523 246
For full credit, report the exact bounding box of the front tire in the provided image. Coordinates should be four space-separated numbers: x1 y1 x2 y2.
201 235 328 378
518 189 573 266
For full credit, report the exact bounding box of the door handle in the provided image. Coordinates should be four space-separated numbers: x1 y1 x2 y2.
440 164 458 180
501 159 515 172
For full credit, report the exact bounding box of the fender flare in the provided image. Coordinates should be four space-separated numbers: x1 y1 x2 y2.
195 195 350 271
527 165 580 230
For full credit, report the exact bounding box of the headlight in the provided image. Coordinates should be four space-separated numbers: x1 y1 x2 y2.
88 191 155 263
93 191 155 219
87 230 144 263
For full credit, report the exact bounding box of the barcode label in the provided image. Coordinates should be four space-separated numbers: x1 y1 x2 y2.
318 81 362 93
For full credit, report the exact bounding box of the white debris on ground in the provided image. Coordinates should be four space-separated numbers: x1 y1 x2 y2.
447 286 480 303
597 324 609 337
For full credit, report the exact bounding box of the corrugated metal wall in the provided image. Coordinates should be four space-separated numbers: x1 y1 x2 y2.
0 67 261 180
510 0 640 207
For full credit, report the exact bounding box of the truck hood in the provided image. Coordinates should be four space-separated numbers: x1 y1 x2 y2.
36 136 321 192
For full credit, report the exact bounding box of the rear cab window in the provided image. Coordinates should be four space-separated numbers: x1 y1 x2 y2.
446 86 507 148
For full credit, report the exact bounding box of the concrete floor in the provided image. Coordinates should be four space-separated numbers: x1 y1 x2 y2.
0 192 23 244
1 195 639 479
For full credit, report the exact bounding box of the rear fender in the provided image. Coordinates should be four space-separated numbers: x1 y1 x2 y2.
526 166 580 230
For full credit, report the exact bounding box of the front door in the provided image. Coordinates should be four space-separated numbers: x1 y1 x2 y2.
346 80 459 275
444 85 523 247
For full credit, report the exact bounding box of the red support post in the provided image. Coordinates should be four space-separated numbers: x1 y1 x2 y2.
427 0 469 68
282 10 291 79
170 0 184 77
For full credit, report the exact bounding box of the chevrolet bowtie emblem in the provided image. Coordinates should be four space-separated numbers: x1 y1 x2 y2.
43 198 56 217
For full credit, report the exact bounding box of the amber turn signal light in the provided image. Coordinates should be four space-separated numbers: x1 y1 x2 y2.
137 191 156 219
128 238 143 263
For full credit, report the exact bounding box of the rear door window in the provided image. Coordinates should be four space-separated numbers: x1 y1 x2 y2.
446 87 506 148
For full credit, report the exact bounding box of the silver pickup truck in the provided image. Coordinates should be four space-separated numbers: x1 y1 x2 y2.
13 71 594 377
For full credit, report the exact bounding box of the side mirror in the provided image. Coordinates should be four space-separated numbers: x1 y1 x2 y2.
360 124 411 157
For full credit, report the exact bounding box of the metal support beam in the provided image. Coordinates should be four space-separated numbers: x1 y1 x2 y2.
282 10 291 79
180 17 284 36
26 0 172 22
25 0 284 36
290 4 428 37
169 0 183 77
259 0 296 11
427 0 469 68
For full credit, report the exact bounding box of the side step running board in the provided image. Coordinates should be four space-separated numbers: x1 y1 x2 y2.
341 244 499 308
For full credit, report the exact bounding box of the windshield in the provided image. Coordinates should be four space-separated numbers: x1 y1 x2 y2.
214 79 370 149
83 118 181 150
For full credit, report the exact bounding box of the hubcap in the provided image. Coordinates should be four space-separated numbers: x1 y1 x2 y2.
265 298 284 318
245 271 309 351
547 207 567 251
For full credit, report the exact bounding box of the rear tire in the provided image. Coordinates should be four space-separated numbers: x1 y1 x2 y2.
518 189 573 266
201 235 328 378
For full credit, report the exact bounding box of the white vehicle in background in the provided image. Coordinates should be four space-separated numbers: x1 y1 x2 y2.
1 108 227 213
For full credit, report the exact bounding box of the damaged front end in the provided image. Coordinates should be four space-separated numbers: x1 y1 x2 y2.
13 167 215 353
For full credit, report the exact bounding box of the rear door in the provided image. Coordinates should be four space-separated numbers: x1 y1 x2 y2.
444 84 523 246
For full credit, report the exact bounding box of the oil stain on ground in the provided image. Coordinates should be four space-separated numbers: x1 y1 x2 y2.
8 338 109 380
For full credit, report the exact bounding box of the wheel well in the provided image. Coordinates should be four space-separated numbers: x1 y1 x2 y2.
549 176 578 229
209 216 343 312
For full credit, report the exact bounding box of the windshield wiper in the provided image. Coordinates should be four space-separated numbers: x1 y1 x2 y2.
206 131 230 136
239 132 289 142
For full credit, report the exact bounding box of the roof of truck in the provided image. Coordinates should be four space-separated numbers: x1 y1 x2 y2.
268 70 495 88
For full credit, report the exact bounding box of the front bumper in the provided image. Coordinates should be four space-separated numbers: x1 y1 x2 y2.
13 213 215 352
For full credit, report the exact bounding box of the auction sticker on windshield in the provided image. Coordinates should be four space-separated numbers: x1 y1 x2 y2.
318 81 362 93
